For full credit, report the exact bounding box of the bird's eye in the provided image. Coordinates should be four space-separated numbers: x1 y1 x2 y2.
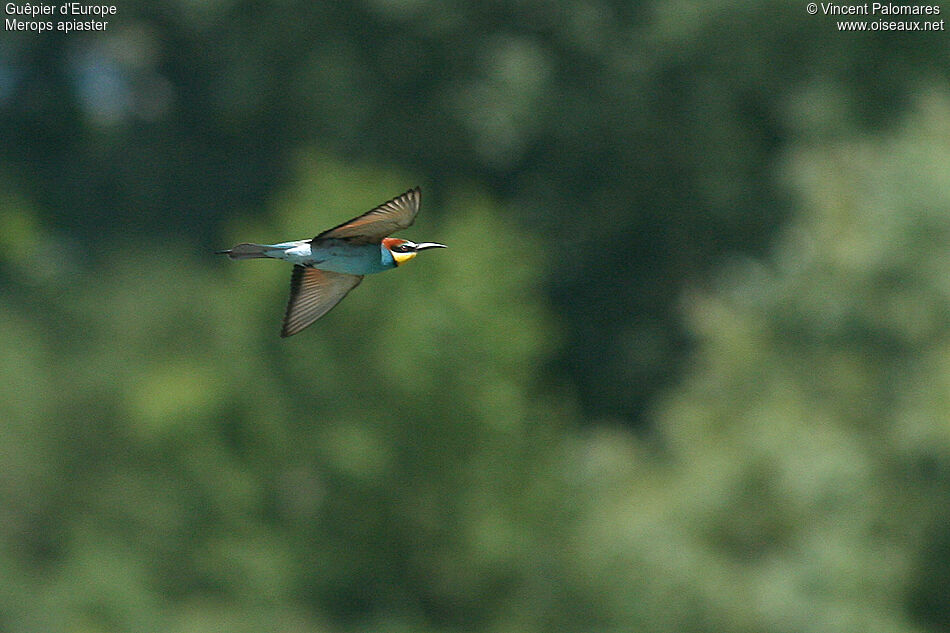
394 243 412 252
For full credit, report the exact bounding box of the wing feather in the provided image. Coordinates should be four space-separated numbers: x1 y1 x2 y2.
314 187 421 243
281 266 363 337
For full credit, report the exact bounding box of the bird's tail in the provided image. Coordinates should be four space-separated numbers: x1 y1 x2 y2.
216 243 273 260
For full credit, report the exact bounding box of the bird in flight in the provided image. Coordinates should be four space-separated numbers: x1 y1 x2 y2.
218 187 445 337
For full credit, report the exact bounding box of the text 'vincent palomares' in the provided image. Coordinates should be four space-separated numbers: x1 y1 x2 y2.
818 2 940 15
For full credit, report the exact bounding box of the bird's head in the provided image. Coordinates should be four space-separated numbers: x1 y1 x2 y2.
382 237 447 266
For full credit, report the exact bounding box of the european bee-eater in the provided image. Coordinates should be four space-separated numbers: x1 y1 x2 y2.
218 187 445 337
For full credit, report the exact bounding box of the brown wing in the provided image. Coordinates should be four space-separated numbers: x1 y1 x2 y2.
281 266 363 337
314 187 421 244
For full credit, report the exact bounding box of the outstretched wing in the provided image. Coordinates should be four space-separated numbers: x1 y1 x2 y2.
314 187 421 244
281 266 363 337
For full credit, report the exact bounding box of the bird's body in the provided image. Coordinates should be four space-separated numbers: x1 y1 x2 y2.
218 187 445 337
233 238 398 274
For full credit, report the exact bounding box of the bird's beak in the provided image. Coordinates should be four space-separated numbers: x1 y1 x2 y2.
414 242 447 251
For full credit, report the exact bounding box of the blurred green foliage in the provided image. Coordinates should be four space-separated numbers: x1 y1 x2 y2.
2 0 950 631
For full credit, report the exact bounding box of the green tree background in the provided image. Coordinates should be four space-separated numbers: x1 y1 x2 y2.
2 1 950 631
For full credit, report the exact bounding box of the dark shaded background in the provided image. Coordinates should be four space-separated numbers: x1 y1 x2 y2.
2 1 950 631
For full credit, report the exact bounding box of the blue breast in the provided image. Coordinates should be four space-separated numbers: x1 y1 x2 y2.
309 240 396 275
379 246 397 270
